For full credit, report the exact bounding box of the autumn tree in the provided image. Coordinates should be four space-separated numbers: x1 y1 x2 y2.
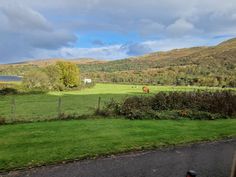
45 65 65 90
23 62 80 91
56 61 80 88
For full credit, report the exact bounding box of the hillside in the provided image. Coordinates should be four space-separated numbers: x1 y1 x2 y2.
0 38 235 87
80 38 236 86
79 47 206 72
19 58 107 67
79 39 236 72
0 58 106 76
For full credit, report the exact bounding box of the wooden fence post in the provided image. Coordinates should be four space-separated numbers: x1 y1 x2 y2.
97 97 101 112
11 97 16 122
58 97 62 118
230 152 236 177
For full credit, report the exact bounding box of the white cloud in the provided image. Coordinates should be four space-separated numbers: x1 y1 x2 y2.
31 45 129 60
25 36 229 62
0 0 236 63
166 19 199 37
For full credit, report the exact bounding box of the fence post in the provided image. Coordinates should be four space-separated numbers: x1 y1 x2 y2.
58 97 62 118
97 97 101 112
11 97 16 122
230 152 236 177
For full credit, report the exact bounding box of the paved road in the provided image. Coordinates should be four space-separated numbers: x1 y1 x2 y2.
1 139 236 177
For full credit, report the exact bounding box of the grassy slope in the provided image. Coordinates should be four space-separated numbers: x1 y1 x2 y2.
0 58 106 75
80 38 236 72
0 119 236 172
1 38 235 85
79 38 236 87
0 83 233 121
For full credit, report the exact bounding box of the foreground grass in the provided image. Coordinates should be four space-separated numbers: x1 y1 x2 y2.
0 119 236 172
0 83 234 122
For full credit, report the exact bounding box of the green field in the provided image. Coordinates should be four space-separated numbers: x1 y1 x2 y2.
1 83 236 172
0 119 236 172
0 83 233 122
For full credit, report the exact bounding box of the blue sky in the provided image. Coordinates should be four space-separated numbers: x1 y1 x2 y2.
0 0 236 63
75 31 142 48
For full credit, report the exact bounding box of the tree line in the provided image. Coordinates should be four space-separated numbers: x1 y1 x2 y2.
81 64 236 87
23 61 80 91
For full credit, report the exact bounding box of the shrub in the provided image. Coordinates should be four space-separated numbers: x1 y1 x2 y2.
98 90 236 120
120 96 151 115
177 109 192 117
0 117 6 125
188 111 216 120
105 99 122 115
95 99 122 116
23 71 50 91
177 110 224 120
156 110 180 120
150 91 236 117
0 88 18 95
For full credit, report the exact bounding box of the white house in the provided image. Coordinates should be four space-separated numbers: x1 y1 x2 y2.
84 78 92 84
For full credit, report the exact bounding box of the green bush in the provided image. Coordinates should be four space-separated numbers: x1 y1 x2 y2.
177 110 225 120
95 99 121 116
121 96 151 115
156 110 180 120
0 117 6 125
150 91 236 117
98 91 236 120
0 88 18 95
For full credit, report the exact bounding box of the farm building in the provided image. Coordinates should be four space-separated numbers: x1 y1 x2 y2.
84 78 92 84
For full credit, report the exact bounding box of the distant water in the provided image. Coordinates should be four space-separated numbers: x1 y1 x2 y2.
0 75 22 82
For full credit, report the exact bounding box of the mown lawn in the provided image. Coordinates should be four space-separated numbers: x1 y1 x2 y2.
0 119 236 172
0 83 233 122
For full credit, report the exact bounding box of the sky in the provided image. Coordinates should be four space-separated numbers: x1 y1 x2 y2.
0 0 236 63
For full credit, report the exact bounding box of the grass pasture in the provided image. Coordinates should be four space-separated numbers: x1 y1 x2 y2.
0 83 234 122
0 119 236 172
0 83 236 172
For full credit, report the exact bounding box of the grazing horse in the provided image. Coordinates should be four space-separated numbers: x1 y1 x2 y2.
142 86 150 93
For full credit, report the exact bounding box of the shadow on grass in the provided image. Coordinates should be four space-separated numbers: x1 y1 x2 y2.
0 93 140 124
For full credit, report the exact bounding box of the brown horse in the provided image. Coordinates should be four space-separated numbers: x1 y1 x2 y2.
142 86 150 93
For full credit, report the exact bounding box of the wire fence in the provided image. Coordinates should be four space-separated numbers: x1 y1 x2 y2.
1 87 235 124
0 96 103 123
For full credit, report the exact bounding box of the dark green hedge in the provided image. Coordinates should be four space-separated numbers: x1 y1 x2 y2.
99 91 236 120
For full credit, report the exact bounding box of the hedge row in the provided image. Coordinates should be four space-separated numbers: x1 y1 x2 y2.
98 91 236 120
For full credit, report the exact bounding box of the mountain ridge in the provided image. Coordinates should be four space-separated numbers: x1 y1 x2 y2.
1 37 235 66
79 37 236 87
0 38 235 87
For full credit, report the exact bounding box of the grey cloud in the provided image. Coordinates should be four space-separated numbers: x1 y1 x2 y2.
92 40 105 46
0 1 77 62
0 2 52 32
0 31 34 63
27 30 76 49
125 43 152 56
1 0 236 62
34 0 236 37
138 19 165 36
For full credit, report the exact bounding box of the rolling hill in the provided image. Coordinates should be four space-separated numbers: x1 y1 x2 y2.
0 58 106 76
80 38 236 72
0 38 235 87
80 38 236 86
